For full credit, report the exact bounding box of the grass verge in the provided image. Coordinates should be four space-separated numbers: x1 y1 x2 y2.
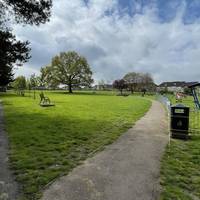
0 90 151 200
160 95 200 200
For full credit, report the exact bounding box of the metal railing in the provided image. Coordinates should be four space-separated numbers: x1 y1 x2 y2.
156 94 200 136
156 94 171 143
189 109 200 134
156 94 171 113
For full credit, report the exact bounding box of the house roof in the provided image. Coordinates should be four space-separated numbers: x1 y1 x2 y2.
159 81 199 87
159 81 186 87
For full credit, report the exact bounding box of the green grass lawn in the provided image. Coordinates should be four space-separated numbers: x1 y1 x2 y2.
160 95 200 200
0 90 151 200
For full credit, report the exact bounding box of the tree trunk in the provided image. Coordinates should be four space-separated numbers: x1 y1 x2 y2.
131 88 134 94
33 89 36 99
68 83 72 93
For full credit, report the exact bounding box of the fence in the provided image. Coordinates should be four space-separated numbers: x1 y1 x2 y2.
189 109 200 134
156 94 171 142
156 94 171 113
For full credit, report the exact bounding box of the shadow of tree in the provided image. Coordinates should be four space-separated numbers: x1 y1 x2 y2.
6 111 124 199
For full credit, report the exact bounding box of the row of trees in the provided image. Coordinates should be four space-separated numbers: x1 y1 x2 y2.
12 51 94 95
0 1 155 97
113 72 155 95
0 0 153 96
11 74 41 96
12 53 155 96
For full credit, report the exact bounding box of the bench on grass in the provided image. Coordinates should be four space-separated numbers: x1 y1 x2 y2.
39 92 55 107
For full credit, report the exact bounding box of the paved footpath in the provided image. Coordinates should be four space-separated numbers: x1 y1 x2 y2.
0 103 19 200
42 100 168 200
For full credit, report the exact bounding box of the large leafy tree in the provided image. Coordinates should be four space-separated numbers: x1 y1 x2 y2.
29 73 43 89
123 72 154 92
0 0 52 87
123 72 138 94
40 66 59 89
113 79 127 95
46 51 93 93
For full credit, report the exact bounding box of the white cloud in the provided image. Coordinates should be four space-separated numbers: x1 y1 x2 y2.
13 0 200 84
15 66 39 78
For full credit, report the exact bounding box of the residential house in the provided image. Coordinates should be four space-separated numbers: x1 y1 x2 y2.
158 81 199 93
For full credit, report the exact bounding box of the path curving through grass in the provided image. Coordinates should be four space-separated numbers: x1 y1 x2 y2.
41 100 168 200
0 91 151 200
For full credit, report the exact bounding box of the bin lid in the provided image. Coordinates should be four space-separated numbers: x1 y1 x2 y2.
171 104 189 108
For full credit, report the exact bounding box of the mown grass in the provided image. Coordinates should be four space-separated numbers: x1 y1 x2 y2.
0 90 151 200
160 95 200 200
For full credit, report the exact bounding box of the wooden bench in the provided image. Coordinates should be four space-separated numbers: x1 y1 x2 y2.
39 92 55 107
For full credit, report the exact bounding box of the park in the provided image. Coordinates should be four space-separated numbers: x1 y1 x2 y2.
1 1 200 200
1 90 152 199
1 82 200 200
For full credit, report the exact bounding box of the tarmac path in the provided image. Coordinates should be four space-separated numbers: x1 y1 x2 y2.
41 100 168 200
0 103 19 200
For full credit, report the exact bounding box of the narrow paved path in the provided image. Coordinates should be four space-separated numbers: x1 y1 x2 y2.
42 100 168 200
0 103 19 200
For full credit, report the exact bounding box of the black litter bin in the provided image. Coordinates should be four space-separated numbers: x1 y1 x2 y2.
170 104 190 139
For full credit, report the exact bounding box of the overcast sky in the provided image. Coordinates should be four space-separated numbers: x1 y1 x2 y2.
13 0 200 84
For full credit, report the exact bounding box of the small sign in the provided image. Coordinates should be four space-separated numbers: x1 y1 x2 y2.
175 109 184 114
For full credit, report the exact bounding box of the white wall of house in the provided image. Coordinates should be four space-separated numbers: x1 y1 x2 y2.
167 86 184 92
157 86 184 92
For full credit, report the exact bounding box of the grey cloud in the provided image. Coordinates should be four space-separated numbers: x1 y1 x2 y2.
13 0 200 84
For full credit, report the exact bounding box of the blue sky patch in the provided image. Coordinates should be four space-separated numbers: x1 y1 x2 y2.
116 0 200 23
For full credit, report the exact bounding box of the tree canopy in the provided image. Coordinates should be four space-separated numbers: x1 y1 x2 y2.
12 76 26 96
0 0 52 26
123 72 138 94
123 72 154 93
113 79 127 95
42 51 93 93
40 66 59 89
0 0 52 87
0 30 30 86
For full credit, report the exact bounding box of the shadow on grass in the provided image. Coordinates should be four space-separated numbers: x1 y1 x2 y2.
0 92 18 98
0 92 34 99
6 111 124 200
48 90 116 96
